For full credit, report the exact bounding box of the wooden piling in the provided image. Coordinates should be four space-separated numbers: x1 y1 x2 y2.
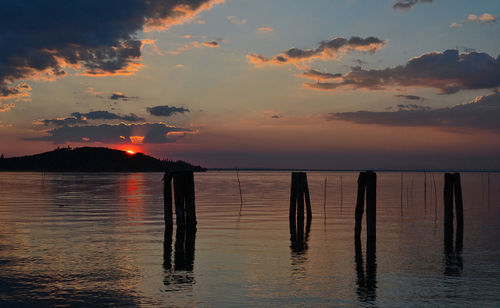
443 173 454 246
354 172 367 239
443 172 465 254
163 172 173 227
289 172 312 252
167 171 197 229
303 173 312 221
289 173 298 224
185 171 197 228
365 171 377 242
296 173 305 247
453 173 464 232
173 173 186 227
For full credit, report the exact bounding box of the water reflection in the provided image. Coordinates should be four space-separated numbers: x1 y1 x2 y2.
444 224 463 277
290 216 311 253
355 238 377 305
163 225 196 288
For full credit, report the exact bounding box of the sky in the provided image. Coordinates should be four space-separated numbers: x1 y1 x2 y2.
1 0 500 170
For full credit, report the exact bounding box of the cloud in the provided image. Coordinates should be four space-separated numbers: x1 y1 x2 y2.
0 0 223 96
36 117 88 127
451 13 497 27
0 83 32 101
303 49 500 94
109 92 137 101
227 16 247 25
202 41 220 48
301 69 343 80
257 26 274 33
170 40 222 54
468 13 497 24
87 87 104 98
37 110 145 126
72 111 145 122
29 123 191 144
147 106 190 117
392 0 432 11
247 36 387 67
327 92 500 132
0 104 15 112
394 94 424 100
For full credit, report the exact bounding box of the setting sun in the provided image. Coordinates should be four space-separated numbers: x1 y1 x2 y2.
126 150 135 155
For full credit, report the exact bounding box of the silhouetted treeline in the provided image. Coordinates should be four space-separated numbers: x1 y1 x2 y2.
0 147 206 172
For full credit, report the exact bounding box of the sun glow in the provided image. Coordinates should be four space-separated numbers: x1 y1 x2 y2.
126 150 135 155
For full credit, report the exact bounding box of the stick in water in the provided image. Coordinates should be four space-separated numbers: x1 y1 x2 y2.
323 177 327 226
236 168 243 212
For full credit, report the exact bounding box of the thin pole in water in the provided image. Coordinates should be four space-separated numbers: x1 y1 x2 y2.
340 175 343 213
400 173 403 216
424 171 427 215
236 168 243 214
432 172 437 222
488 172 491 209
323 177 327 226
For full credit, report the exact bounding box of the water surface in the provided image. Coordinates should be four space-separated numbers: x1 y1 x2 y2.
0 171 499 306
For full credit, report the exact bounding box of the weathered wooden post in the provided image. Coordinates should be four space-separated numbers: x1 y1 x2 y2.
443 172 464 275
366 171 377 242
443 173 454 252
453 173 464 236
289 172 312 252
354 172 367 238
167 171 196 229
444 173 464 251
354 171 376 241
173 172 186 227
163 172 174 227
185 171 197 228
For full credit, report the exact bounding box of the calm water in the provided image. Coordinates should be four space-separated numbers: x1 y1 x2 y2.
0 171 500 307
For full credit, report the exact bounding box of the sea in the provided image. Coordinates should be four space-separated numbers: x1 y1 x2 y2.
0 171 499 307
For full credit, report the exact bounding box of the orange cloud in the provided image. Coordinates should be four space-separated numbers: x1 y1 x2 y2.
144 0 224 32
257 26 273 33
80 62 143 77
247 36 387 68
0 83 32 101
0 104 15 112
130 136 145 144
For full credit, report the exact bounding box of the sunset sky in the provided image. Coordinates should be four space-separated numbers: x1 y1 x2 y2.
1 0 499 169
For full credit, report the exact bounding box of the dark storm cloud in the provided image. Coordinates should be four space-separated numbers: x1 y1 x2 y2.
327 92 500 132
392 0 433 10
29 123 190 144
109 92 138 101
147 106 190 116
0 0 222 95
247 37 387 66
304 50 500 94
394 94 424 100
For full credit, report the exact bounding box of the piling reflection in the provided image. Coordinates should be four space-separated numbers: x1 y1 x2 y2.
355 237 377 305
290 216 311 253
444 224 463 276
163 225 197 288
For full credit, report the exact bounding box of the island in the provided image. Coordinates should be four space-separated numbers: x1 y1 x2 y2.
0 147 206 172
